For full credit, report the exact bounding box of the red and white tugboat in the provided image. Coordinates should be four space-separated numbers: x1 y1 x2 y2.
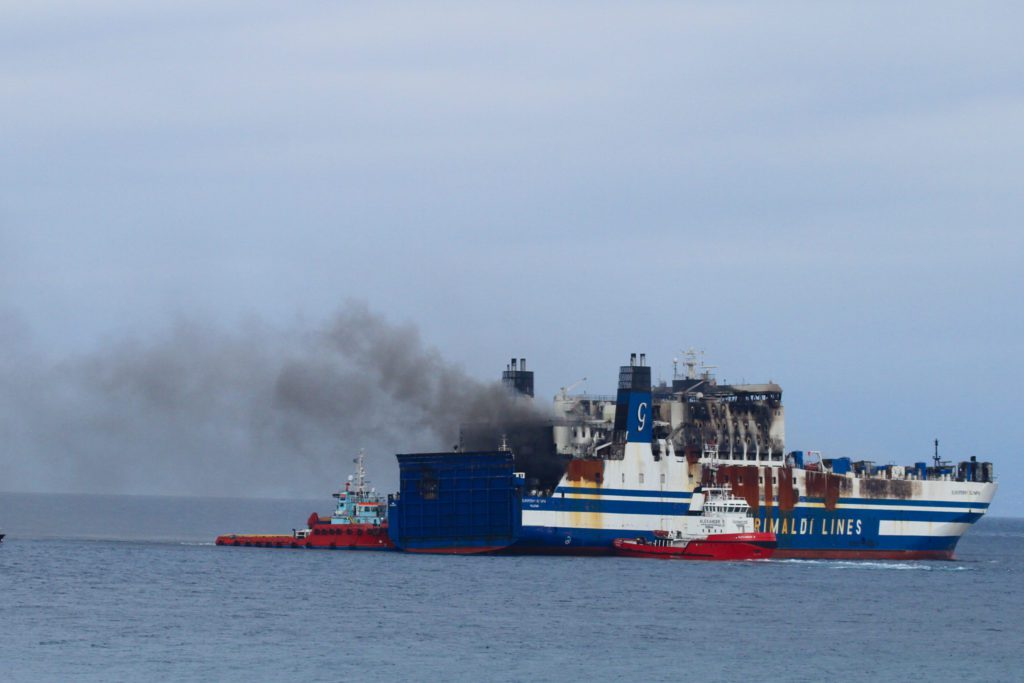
216 450 394 550
614 486 776 561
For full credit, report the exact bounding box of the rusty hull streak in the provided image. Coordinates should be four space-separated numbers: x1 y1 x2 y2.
776 467 797 511
687 460 703 489
567 459 605 485
804 471 851 510
711 465 762 513
701 465 716 489
711 466 859 513
859 476 916 499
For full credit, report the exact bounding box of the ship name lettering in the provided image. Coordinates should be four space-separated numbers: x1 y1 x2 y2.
759 516 864 536
819 517 863 536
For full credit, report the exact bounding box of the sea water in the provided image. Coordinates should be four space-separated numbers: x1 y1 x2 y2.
1 493 1021 682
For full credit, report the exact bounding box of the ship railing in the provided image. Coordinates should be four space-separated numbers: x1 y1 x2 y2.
698 453 785 465
563 394 616 402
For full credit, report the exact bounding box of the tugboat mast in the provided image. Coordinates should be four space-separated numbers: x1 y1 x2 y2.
352 448 369 494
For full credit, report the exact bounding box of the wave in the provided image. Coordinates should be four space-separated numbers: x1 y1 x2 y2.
768 559 971 571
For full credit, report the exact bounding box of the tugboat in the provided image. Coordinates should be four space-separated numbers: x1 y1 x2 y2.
216 450 394 550
613 486 776 560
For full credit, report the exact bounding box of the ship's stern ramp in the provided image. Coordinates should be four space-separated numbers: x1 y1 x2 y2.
388 451 522 554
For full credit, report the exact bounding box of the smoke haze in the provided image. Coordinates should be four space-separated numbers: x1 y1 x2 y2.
0 302 551 497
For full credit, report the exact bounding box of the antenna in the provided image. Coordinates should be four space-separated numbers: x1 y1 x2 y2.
687 348 697 379
353 448 369 493
681 348 717 380
933 439 940 468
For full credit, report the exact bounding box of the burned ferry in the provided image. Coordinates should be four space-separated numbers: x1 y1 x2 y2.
387 354 996 559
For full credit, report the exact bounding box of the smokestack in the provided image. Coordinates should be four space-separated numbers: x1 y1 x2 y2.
640 353 646 366
613 353 653 446
501 356 535 398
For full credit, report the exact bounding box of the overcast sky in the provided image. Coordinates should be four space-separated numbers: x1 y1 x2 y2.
2 3 1022 513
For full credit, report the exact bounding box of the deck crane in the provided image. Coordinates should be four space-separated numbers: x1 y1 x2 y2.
556 377 587 402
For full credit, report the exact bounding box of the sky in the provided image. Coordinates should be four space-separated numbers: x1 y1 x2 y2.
1 3 1022 514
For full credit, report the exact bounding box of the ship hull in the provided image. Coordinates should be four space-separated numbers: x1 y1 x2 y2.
502 527 963 559
506 524 965 560
526 353 1000 560
400 544 512 555
513 476 995 559
216 522 394 550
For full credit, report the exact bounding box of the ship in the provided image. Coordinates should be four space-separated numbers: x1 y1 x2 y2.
612 486 777 560
387 448 522 554
217 450 394 550
387 354 996 559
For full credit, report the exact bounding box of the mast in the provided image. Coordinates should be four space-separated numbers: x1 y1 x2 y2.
354 448 368 494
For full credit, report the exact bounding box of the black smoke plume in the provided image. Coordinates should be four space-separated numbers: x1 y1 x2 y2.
0 302 555 497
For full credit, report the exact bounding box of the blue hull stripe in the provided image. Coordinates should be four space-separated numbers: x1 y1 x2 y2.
514 518 966 553
527 499 689 515
526 498 983 523
554 486 693 499
802 496 989 509
512 524 963 554
550 489 986 509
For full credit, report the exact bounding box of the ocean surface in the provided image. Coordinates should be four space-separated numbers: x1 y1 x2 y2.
1 492 1021 682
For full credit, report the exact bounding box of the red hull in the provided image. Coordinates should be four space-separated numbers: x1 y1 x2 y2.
614 532 776 561
216 518 394 550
